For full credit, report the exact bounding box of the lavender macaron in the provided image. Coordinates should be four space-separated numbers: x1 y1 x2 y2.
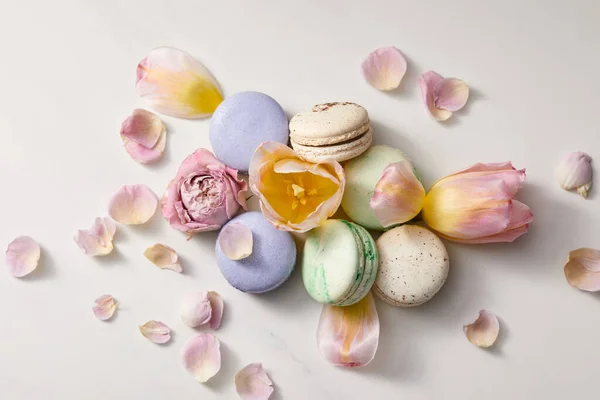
215 211 296 293
209 91 289 172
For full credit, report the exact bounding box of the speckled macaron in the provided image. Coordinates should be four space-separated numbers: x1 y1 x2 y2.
209 91 289 172
216 212 296 293
302 220 378 306
374 225 449 307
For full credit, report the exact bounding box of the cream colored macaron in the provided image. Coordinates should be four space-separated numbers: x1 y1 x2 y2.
374 225 449 307
289 102 372 163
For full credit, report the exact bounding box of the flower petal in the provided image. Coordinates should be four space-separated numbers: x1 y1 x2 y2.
463 310 499 348
120 109 164 148
419 71 452 121
144 243 182 272
556 151 593 198
569 248 600 272
564 248 600 291
317 292 379 367
207 291 224 330
180 292 212 328
370 160 425 227
139 320 171 344
361 46 407 91
92 294 117 321
235 363 274 400
123 127 166 164
108 184 158 225
218 222 253 260
136 47 223 119
445 162 526 197
433 78 469 112
5 236 40 277
181 333 221 383
74 217 116 256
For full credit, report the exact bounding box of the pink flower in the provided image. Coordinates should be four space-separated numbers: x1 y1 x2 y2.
161 149 248 235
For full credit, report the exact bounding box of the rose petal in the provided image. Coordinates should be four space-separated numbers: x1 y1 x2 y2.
419 71 452 121
139 320 171 344
218 223 253 260
92 294 117 321
181 333 221 383
5 236 40 277
180 292 212 328
144 243 182 272
370 160 425 227
569 248 600 272
556 151 593 198
317 292 379 367
120 109 164 148
123 127 166 164
207 291 223 330
74 217 116 256
433 78 469 112
361 46 407 91
564 248 600 291
463 310 499 348
235 363 274 400
108 184 158 225
136 47 223 119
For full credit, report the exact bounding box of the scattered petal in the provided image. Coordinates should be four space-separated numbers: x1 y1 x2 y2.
93 295 117 321
181 333 221 383
235 363 274 400
317 292 379 367
218 222 253 260
463 310 499 348
556 151 593 198
180 292 212 328
564 248 600 291
419 71 452 121
207 291 224 330
120 109 167 164
361 46 407 91
5 236 40 277
433 78 469 112
144 243 182 272
108 184 158 225
136 47 223 119
74 217 116 256
139 320 171 344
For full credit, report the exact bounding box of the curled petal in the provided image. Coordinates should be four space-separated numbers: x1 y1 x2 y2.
235 363 274 400
569 248 600 272
218 223 253 260
207 291 224 330
361 46 407 91
74 217 116 256
433 78 469 112
419 71 452 121
144 243 182 272
108 184 158 225
370 160 425 227
5 236 40 277
556 151 593 198
564 248 600 291
180 292 212 328
136 47 223 119
92 295 117 321
317 292 379 367
181 333 221 383
121 109 167 164
139 320 171 344
463 310 499 348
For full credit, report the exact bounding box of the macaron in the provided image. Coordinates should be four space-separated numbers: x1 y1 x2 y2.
302 219 378 306
374 225 449 307
289 102 372 163
341 145 410 230
209 91 289 172
216 212 296 293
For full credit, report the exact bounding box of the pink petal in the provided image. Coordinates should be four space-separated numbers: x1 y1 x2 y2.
92 294 117 321
108 184 158 225
463 310 500 348
207 291 224 330
143 243 182 272
139 320 171 344
235 363 274 400
370 160 426 227
317 292 379 367
419 71 452 121
123 127 166 164
120 109 164 148
433 78 469 112
361 46 407 91
564 248 600 291
180 292 212 328
74 217 116 256
5 236 40 277
181 333 221 383
218 222 253 260
444 162 526 197
556 151 593 198
569 248 600 272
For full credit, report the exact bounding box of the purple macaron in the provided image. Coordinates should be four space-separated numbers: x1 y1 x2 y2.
209 91 289 172
216 211 296 293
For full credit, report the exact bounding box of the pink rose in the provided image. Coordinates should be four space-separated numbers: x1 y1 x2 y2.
161 149 248 234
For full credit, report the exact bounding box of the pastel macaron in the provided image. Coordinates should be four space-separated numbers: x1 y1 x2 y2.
216 212 296 293
374 225 449 307
302 219 378 306
289 102 372 163
209 91 289 172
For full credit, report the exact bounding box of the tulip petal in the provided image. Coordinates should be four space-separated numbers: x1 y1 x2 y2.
361 46 407 91
74 217 116 256
182 333 221 383
556 151 593 198
433 78 469 112
235 363 274 400
419 71 452 121
92 294 117 321
108 184 158 225
317 292 379 367
207 291 224 330
139 320 171 344
463 310 499 348
446 162 526 197
5 236 40 277
218 222 253 260
370 160 425 227
564 248 600 291
569 248 600 272
180 292 212 328
136 47 223 119
143 243 182 272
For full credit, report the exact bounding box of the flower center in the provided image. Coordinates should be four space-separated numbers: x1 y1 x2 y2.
287 182 317 210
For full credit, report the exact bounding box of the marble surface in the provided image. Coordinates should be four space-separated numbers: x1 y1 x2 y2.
1 0 599 399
